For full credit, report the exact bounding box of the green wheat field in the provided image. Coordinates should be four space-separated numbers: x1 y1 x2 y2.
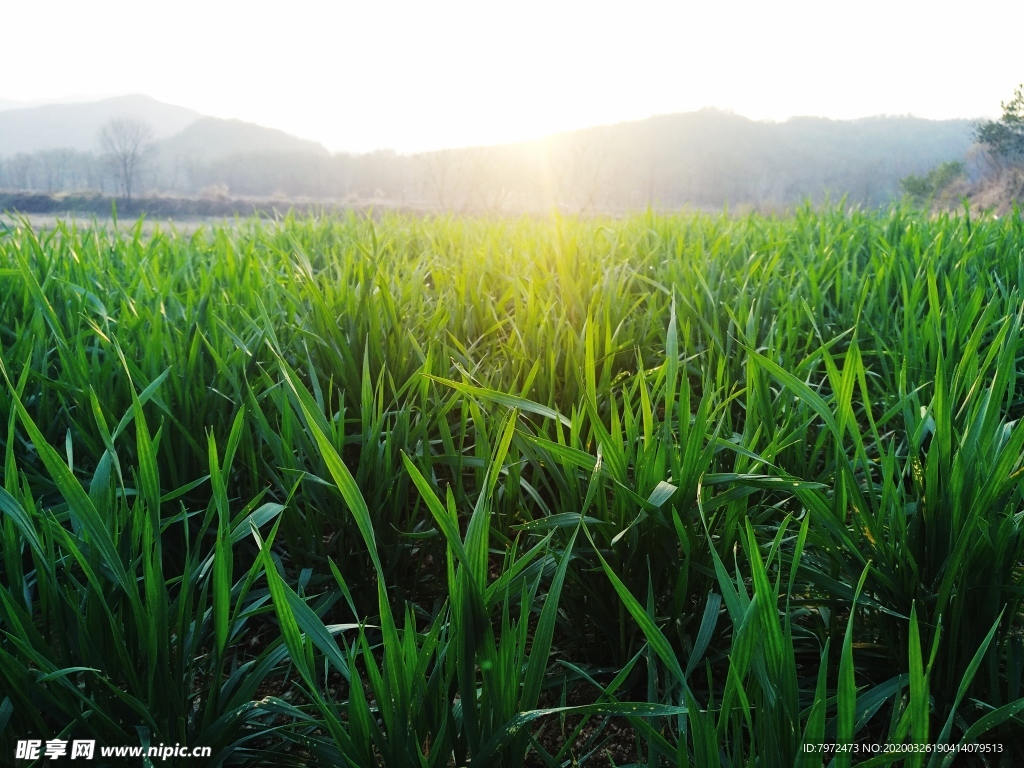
2 207 1024 766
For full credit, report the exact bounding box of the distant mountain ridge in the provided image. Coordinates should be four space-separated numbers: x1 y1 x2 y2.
0 95 202 154
158 117 330 160
416 109 978 209
586 110 977 206
0 96 980 209
0 95 331 159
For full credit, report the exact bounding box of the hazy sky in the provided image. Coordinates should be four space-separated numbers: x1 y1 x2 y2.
3 0 1021 153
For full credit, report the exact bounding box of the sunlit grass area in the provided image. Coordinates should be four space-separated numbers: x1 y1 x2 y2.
2 207 1024 766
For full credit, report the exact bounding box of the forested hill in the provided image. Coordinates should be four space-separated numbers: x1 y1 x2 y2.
541 110 976 208
169 110 977 210
409 110 976 211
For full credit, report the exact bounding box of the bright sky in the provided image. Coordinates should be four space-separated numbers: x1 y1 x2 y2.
3 0 1021 153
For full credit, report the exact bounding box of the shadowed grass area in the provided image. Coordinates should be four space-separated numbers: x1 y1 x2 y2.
2 207 1024 765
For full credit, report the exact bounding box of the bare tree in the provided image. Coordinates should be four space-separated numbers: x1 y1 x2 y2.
462 147 515 214
8 153 34 190
561 127 615 213
417 150 461 210
39 149 74 192
100 118 155 200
